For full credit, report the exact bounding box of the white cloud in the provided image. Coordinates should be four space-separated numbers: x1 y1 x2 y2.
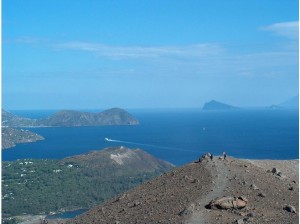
54 42 224 59
50 39 298 80
262 21 299 39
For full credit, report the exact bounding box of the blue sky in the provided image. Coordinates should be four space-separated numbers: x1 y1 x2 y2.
2 0 299 109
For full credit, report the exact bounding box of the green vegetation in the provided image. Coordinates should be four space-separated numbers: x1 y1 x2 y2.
2 127 44 149
2 157 166 217
2 218 21 224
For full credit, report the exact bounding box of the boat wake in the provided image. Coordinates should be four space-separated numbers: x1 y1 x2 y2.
104 138 201 153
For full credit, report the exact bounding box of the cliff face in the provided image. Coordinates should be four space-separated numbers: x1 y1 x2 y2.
68 156 298 224
2 108 139 127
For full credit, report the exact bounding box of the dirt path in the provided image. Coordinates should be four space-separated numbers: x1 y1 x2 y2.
187 158 230 224
68 157 299 223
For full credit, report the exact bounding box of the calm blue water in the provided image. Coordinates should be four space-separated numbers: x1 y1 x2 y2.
2 109 299 166
46 209 88 219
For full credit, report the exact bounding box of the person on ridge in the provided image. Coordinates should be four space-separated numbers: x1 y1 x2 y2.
223 151 227 160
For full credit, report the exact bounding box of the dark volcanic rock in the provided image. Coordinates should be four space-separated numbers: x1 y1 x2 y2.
198 153 213 162
284 205 297 213
258 192 266 197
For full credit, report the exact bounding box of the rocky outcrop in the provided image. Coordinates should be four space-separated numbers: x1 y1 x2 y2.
206 196 248 210
197 153 213 162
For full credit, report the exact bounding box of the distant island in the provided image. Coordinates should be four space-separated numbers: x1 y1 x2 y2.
278 95 299 109
2 146 173 220
2 127 44 149
2 108 139 127
2 110 37 127
202 100 236 110
267 105 284 110
267 95 299 110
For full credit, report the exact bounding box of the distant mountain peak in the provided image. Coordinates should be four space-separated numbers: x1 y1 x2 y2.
279 95 299 108
202 100 236 110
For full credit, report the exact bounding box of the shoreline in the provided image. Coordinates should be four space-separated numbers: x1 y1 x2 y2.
4 207 89 224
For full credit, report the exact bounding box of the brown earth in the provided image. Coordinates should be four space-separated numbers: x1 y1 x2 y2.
66 156 298 224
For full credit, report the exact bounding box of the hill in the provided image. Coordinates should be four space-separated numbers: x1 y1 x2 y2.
2 110 37 127
2 108 139 127
2 147 173 219
202 100 236 110
68 155 298 224
2 127 44 149
279 95 299 109
37 108 139 126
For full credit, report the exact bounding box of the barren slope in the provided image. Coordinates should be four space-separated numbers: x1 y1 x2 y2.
68 156 298 224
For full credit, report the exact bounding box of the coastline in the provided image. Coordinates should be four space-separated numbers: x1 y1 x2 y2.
5 207 88 224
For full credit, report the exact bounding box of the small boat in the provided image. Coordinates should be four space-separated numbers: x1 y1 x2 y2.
105 138 112 141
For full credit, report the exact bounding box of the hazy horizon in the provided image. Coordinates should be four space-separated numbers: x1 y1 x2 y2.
4 94 299 112
2 0 299 110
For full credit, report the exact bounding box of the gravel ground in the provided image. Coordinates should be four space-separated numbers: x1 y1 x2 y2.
67 156 298 224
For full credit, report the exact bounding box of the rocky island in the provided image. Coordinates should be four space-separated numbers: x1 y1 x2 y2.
2 127 44 149
202 100 236 110
37 108 139 127
269 95 299 109
2 108 139 127
2 108 139 149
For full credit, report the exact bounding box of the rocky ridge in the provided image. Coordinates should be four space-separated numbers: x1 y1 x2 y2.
2 108 139 127
68 155 298 224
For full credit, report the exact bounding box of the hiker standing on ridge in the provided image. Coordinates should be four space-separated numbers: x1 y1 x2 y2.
223 151 227 160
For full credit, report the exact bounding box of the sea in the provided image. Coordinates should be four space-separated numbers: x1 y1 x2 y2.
3 108 299 166
2 108 299 219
